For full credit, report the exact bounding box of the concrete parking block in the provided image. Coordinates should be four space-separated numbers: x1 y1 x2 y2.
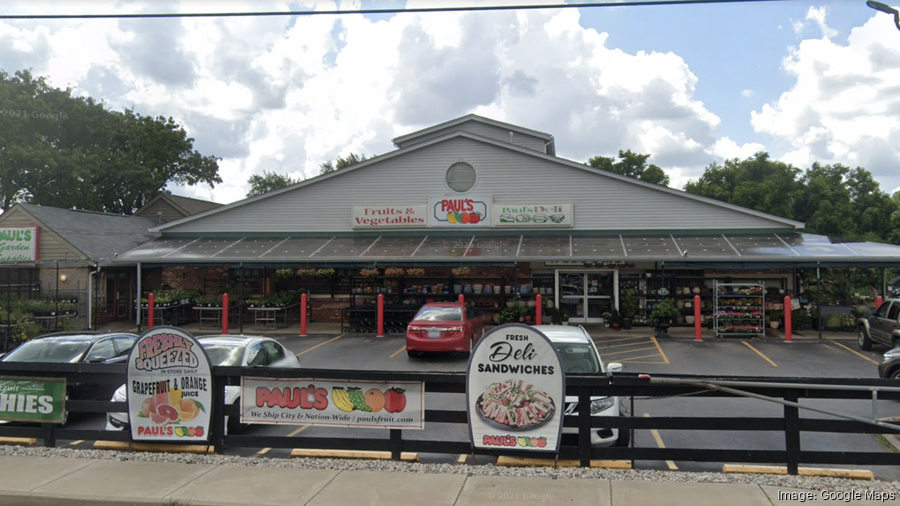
759 485 900 505
723 464 874 480
167 464 340 506
610 480 773 506
0 455 94 492
290 448 419 461
31 459 216 504
0 437 37 446
496 456 631 469
306 469 466 506
93 440 216 454
456 475 610 506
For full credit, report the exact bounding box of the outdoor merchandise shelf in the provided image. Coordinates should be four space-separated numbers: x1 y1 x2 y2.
714 281 765 337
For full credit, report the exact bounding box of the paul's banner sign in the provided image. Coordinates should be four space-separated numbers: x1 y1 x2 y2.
126 327 212 442
429 195 491 227
466 324 565 454
241 378 424 429
0 227 38 263
0 376 66 423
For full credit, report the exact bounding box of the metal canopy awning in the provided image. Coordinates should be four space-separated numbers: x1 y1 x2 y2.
114 233 900 267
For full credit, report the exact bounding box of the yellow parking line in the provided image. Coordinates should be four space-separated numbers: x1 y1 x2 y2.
594 336 647 345
618 353 669 362
742 341 777 367
645 413 677 470
650 336 670 364
830 342 880 366
296 335 342 357
256 425 311 457
618 360 670 365
597 340 656 350
601 346 658 357
68 440 84 446
390 345 407 359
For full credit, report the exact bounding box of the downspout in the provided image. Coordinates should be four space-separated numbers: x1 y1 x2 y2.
88 262 101 330
136 262 142 331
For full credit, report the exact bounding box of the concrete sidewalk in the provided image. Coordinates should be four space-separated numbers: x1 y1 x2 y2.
0 454 861 506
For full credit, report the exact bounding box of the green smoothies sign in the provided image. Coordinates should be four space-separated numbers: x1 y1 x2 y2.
0 376 66 423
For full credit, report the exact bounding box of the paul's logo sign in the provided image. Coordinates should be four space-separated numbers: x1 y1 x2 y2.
429 196 491 227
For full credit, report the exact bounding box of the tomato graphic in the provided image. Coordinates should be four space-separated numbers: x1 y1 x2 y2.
469 212 481 224
384 387 407 413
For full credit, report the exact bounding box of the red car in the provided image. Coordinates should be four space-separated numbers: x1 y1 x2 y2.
406 302 486 357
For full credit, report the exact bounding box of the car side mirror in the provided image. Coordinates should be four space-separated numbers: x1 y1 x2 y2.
607 362 623 373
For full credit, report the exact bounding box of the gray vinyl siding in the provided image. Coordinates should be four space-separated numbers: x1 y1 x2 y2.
0 208 86 260
162 137 790 234
136 200 186 224
397 121 549 154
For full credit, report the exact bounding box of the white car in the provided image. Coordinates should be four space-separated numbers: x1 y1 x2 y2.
532 325 627 448
107 335 301 434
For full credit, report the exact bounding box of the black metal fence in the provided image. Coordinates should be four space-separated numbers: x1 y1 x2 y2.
2 362 900 475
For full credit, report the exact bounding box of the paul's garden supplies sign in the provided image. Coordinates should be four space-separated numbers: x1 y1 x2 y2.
241 378 424 429
429 196 491 227
0 227 38 262
494 204 573 227
0 376 65 423
126 327 212 442
467 324 565 454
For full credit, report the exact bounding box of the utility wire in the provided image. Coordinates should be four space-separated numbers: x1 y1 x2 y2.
0 0 798 20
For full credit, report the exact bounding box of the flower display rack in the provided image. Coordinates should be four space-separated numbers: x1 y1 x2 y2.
714 280 765 337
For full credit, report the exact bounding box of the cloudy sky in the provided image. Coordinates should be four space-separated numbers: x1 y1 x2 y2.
2 0 899 204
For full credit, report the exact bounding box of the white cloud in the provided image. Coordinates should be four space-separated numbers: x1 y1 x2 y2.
740 89 754 98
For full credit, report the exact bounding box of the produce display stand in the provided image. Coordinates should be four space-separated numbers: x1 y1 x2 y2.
714 281 765 337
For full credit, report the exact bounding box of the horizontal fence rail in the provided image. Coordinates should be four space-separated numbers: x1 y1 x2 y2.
1 363 900 474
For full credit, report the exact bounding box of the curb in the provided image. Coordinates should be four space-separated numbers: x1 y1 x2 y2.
290 449 419 461
496 456 632 469
723 464 873 480
92 441 216 454
0 437 36 446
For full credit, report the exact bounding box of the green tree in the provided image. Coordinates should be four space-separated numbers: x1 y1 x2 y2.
587 149 670 186
319 152 368 175
246 171 301 198
0 69 221 213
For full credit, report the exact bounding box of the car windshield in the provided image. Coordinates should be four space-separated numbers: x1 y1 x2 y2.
3 339 91 363
414 307 462 322
554 343 601 374
201 343 245 367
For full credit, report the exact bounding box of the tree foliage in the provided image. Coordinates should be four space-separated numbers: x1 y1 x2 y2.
0 70 221 214
587 150 670 186
319 153 368 175
246 171 301 198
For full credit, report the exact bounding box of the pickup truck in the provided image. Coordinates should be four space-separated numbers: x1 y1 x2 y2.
857 298 900 350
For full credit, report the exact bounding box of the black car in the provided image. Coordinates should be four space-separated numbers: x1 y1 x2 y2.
0 331 138 401
878 347 900 379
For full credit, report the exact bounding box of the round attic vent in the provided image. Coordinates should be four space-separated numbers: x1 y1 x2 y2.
446 162 476 193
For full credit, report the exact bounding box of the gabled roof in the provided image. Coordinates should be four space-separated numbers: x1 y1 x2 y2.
152 127 804 232
13 204 158 263
136 193 222 218
391 114 555 154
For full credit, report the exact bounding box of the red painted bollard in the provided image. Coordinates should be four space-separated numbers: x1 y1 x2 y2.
876 296 883 310
377 293 384 338
459 294 465 304
222 293 229 334
148 293 155 329
535 294 542 326
694 295 701 341
784 296 792 343
300 293 308 337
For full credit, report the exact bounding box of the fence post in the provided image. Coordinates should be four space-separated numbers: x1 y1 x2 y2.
377 294 384 338
390 428 402 461
535 294 542 325
694 295 701 341
784 389 801 475
784 296 792 343
211 373 226 453
578 386 592 467
300 293 308 337
148 293 155 329
222 293 229 335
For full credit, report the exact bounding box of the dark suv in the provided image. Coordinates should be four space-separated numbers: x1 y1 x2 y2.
857 299 900 350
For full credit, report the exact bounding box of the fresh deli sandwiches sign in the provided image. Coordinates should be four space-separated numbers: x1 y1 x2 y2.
126 326 212 442
494 204 573 227
0 227 38 262
352 206 426 228
0 376 66 424
429 196 491 227
467 324 565 454
241 378 424 429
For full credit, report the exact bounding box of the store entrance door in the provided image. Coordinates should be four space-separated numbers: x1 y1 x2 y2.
556 270 616 323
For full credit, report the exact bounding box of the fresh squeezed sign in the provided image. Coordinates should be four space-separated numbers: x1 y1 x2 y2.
0 376 65 423
241 378 424 429
494 204 573 227
429 196 491 227
351 205 426 228
126 327 212 442
0 227 38 262
467 324 565 454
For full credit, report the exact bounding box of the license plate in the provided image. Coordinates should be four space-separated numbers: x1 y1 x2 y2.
428 330 441 338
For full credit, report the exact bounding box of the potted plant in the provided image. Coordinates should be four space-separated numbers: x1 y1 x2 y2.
601 311 612 328
768 310 783 329
561 310 570 325
296 268 318 278
385 267 405 278
620 288 637 330
406 268 425 278
452 266 472 278
649 298 680 337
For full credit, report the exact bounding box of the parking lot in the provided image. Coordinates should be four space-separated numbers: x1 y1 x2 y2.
53 325 900 480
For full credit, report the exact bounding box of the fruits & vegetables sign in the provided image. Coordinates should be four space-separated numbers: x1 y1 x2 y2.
240 378 424 429
466 324 565 454
125 327 212 442
0 376 66 423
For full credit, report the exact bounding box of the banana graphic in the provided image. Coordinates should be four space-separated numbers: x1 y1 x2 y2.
332 387 355 412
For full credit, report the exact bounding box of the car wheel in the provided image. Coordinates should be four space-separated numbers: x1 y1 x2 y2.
226 399 243 435
891 369 900 380
858 327 873 351
615 428 630 447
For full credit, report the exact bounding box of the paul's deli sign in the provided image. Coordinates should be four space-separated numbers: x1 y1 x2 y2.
494 204 573 227
126 327 212 442
351 206 426 228
429 196 491 227
466 324 564 454
0 227 38 263
241 378 424 429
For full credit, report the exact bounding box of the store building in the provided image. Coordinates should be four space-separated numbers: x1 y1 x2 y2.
116 115 900 333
